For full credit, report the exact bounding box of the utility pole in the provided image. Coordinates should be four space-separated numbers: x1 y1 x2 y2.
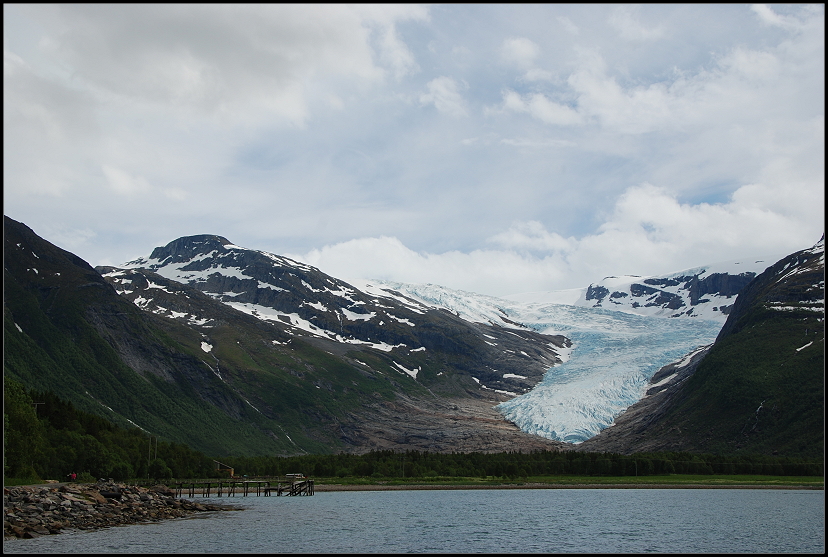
147 436 157 479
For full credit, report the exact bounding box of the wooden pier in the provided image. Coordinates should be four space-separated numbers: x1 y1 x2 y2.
172 476 314 498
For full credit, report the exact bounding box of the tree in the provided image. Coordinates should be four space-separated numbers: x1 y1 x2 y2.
3 376 46 479
148 458 173 481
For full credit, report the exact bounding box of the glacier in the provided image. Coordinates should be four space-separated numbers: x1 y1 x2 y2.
494 302 722 443
116 235 776 445
362 280 725 444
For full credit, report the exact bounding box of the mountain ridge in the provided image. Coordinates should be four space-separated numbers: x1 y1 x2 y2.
4 216 570 456
576 236 824 457
505 255 785 321
5 214 821 458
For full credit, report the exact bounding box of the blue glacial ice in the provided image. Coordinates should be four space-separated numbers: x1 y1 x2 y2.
495 302 722 443
363 281 724 445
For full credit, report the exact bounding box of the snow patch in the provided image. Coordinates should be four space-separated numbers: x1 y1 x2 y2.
304 301 329 312
341 308 375 321
796 341 813 352
392 361 420 379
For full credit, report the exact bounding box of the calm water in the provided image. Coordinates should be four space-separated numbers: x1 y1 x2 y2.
4 488 824 553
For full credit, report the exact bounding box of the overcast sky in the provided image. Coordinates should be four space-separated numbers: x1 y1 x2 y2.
4 4 824 297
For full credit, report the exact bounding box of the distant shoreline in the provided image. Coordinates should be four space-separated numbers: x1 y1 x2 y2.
11 480 821 493
313 482 823 491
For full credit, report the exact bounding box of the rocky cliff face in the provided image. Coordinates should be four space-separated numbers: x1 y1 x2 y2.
576 258 776 321
715 235 825 341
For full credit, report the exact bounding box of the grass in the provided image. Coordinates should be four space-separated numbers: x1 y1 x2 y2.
6 474 822 490
310 474 824 488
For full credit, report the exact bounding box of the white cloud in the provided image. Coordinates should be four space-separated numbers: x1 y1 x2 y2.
420 76 468 117
3 5 822 299
296 181 823 297
21 4 426 127
101 165 152 196
488 221 574 252
750 4 811 31
521 68 555 82
365 7 425 79
501 90 582 126
608 5 665 42
500 37 540 69
499 37 556 82
556 16 580 36
292 236 571 297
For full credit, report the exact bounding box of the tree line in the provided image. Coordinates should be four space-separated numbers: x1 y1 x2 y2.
4 376 822 483
4 376 216 482
221 448 823 479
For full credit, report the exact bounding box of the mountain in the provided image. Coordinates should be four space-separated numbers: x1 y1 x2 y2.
505 256 783 322
8 214 817 459
4 217 570 456
576 236 824 458
111 234 568 397
367 257 787 444
375 280 725 443
4 217 314 456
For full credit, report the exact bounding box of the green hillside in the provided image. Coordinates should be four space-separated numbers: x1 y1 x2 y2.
579 239 824 458
6 217 560 459
662 304 823 457
3 217 423 457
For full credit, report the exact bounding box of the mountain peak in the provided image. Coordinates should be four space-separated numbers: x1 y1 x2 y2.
146 234 234 262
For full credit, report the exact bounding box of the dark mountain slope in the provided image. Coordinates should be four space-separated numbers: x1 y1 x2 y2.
4 217 313 456
577 237 824 458
112 234 569 397
4 217 569 456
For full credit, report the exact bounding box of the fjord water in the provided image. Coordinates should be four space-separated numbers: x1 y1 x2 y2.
5 489 823 553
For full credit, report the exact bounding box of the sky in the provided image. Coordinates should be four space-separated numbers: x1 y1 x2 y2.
4 4 824 297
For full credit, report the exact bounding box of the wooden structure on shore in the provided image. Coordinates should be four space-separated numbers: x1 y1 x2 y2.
173 476 314 498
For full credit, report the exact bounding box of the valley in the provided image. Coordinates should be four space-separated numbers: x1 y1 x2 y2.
4 215 823 461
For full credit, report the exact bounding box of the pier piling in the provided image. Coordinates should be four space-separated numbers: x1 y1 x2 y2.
173 477 314 498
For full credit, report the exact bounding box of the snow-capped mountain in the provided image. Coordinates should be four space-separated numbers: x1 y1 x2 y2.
576 235 824 457
371 246 819 445
363 279 725 443
362 255 793 443
108 235 569 397
505 256 786 322
9 213 818 456
716 235 824 340
104 234 794 446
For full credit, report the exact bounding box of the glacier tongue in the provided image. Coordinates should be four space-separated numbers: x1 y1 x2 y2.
368 280 723 444
495 303 721 443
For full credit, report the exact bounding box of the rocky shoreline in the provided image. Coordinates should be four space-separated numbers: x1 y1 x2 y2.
3 482 238 540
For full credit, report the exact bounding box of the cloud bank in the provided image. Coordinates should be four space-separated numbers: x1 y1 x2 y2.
294 181 819 296
4 4 823 297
